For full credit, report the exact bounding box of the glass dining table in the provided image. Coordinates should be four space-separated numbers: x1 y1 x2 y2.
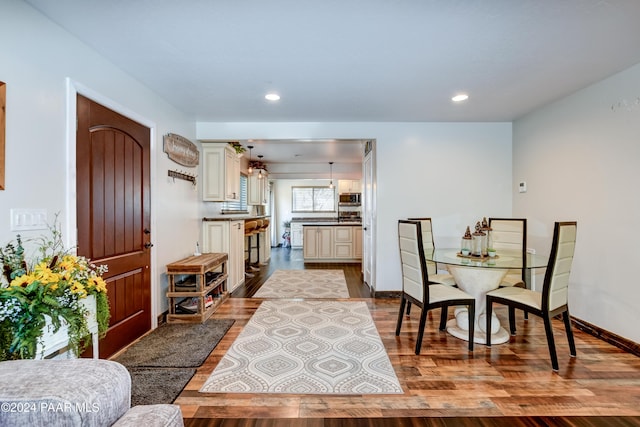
424 248 549 344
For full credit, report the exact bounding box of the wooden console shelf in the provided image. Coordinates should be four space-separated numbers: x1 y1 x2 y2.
166 253 229 323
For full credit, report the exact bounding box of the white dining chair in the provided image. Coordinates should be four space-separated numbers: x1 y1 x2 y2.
488 217 527 288
485 221 578 371
402 217 458 317
396 220 476 354
407 217 457 287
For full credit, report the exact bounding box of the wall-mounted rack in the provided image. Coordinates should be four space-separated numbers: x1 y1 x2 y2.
168 169 197 186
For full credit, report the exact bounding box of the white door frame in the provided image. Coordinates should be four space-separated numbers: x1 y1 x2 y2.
64 78 159 328
362 139 376 294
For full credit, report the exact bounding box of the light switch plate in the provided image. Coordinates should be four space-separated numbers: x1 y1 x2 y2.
518 181 527 193
10 209 48 231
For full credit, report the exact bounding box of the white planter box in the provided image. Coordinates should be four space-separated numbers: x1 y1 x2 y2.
35 294 100 359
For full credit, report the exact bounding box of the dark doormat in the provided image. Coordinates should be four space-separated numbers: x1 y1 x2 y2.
115 318 235 368
113 318 234 404
128 367 196 406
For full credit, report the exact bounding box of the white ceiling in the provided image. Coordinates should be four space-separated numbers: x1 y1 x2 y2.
24 0 640 172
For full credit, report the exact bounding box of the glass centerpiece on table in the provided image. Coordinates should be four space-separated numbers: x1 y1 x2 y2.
461 226 473 256
481 217 494 257
471 221 485 257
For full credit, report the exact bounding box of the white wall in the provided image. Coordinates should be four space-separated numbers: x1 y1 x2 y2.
1 0 198 320
197 122 513 292
513 62 640 343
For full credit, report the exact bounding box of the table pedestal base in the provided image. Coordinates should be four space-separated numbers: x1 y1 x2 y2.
446 266 510 345
446 318 509 345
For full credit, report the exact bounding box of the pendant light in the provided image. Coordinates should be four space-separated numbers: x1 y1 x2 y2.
247 145 254 174
257 155 264 179
329 161 334 189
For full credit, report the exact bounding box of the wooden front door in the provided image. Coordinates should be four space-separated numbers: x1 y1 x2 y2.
76 95 152 358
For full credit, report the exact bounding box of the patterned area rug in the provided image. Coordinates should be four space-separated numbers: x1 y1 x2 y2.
200 300 403 394
252 269 350 299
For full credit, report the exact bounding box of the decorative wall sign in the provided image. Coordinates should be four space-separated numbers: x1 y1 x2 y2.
163 133 199 167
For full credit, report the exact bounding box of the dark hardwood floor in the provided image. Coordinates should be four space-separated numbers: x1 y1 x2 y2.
178 247 640 427
231 246 371 299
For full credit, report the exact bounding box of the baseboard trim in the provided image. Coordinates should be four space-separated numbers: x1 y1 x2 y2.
374 290 403 299
571 316 640 357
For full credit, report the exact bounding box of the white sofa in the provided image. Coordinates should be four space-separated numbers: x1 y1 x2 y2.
0 359 183 427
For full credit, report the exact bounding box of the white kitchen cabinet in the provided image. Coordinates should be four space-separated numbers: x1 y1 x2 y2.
258 225 271 262
226 149 240 200
202 143 240 202
353 226 363 258
248 172 268 205
303 226 333 259
334 226 353 259
302 224 362 262
202 220 245 292
290 222 303 248
338 179 361 194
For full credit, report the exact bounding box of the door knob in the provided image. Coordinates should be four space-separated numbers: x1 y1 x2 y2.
144 242 154 249
144 228 151 234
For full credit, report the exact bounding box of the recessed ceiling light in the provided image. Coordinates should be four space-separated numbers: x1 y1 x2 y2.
265 93 280 101
452 94 469 102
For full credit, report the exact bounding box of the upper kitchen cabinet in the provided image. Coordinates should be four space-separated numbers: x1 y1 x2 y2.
338 179 361 194
248 172 268 205
202 143 240 201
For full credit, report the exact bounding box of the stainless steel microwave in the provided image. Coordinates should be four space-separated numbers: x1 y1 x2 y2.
339 193 361 204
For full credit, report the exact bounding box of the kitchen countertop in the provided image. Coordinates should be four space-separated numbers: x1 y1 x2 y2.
290 217 361 226
290 217 336 222
203 215 270 221
301 222 362 226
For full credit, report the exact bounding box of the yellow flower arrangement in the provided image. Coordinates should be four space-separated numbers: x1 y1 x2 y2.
0 221 110 360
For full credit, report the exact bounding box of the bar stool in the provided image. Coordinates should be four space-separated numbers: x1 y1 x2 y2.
244 220 258 277
251 219 263 269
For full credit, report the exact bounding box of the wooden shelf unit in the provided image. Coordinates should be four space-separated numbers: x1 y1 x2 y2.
166 253 229 323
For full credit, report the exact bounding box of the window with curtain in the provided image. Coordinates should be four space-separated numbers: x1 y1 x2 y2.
292 186 335 212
